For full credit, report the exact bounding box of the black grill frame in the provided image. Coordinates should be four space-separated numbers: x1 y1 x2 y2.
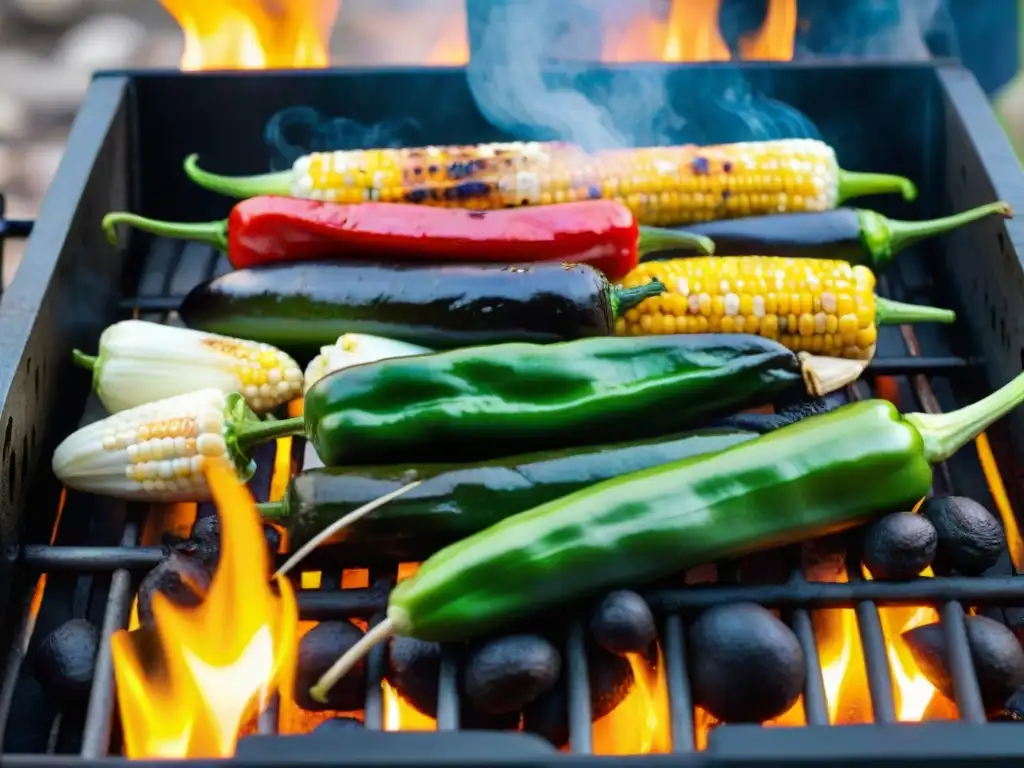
1 62 1024 763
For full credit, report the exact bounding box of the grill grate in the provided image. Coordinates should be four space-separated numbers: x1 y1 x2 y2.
1 230 1023 760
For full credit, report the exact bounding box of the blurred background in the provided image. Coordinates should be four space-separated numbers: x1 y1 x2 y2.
1 0 1023 287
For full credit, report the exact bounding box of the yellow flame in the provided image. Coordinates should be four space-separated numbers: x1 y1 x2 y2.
111 458 299 759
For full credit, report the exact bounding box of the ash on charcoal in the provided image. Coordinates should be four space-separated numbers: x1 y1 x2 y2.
136 552 213 630
522 642 634 748
688 602 805 723
33 618 99 702
589 590 657 656
462 634 561 715
922 496 1006 576
861 511 937 581
294 621 368 712
903 615 1024 714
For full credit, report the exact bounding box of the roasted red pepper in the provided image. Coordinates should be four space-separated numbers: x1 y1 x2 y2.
101 197 714 280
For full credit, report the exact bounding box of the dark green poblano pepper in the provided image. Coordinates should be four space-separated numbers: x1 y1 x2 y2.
307 371 1024 703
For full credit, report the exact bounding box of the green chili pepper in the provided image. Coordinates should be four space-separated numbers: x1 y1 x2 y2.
308 371 1024 702
240 334 867 466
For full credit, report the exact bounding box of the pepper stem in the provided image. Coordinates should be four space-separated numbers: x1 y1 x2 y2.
875 296 956 325
101 212 229 251
637 226 716 257
836 169 918 205
611 279 666 316
257 500 288 521
184 154 294 199
72 350 97 371
906 372 1024 464
860 201 1013 270
235 415 305 452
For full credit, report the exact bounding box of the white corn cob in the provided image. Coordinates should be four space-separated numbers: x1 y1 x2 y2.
52 388 250 502
77 320 304 414
303 334 431 393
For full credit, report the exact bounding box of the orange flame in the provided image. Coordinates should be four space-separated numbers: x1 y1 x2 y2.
111 459 299 759
159 0 341 71
605 0 796 63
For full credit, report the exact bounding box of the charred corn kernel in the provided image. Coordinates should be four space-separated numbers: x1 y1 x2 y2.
51 389 258 502
277 138 909 225
617 256 883 360
73 320 303 414
304 334 432 393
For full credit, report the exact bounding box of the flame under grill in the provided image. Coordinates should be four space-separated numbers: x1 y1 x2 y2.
1 61 1024 763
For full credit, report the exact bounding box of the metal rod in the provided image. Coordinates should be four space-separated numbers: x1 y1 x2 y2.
660 614 694 752
22 545 164 571
940 601 987 723
866 356 980 375
788 606 830 726
853 601 897 724
435 649 460 731
564 620 592 754
80 522 139 758
0 219 34 238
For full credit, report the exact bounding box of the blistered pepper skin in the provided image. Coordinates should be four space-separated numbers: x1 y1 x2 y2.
388 400 933 642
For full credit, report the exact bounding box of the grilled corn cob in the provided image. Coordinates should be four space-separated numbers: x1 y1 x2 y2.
616 257 955 360
304 334 431 393
73 321 304 414
52 389 254 502
183 139 917 226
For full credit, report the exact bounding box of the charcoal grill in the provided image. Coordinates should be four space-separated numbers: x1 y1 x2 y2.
2 61 1024 765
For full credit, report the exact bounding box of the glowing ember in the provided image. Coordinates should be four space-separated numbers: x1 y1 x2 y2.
159 0 340 71
604 0 796 63
111 458 299 759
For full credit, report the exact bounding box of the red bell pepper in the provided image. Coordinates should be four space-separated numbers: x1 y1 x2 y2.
100 197 713 281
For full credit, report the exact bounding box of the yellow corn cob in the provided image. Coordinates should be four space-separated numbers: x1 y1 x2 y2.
184 139 917 226
616 257 950 361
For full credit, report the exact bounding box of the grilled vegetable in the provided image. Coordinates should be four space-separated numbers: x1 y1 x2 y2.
922 496 1006 576
51 389 266 502
178 261 665 356
34 619 100 702
617 256 955 360
308 370 1024 701
589 591 657 656
183 139 917 225
72 320 304 414
904 616 1024 715
304 334 431 393
660 201 1012 269
861 511 937 581
249 334 867 467
258 428 762 556
102 198 713 281
689 603 805 723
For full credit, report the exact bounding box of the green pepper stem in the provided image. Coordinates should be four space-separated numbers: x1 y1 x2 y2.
72 350 97 371
235 415 305 452
637 226 715 257
906 372 1024 464
184 154 294 199
885 201 1012 255
836 169 918 205
257 500 289 521
875 296 955 325
612 279 666 316
101 212 229 251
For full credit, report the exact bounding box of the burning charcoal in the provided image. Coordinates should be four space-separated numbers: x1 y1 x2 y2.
589 590 657 656
313 716 365 732
294 621 368 712
463 635 562 715
33 618 99 702
522 642 634 748
688 603 805 723
385 636 519 729
922 496 1006 576
861 511 937 581
186 513 282 568
1001 687 1024 721
903 616 1024 714
136 552 213 630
